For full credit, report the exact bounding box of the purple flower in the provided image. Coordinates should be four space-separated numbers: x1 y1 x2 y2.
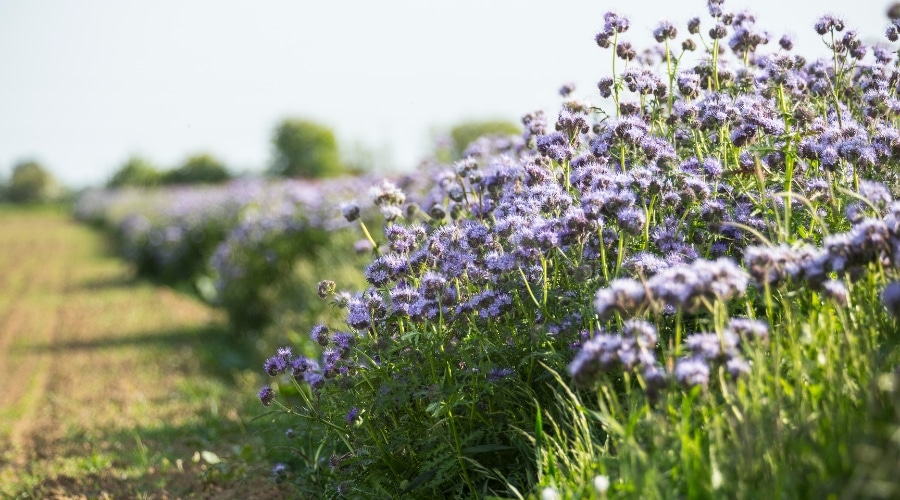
643 364 668 394
536 132 575 162
603 11 630 34
488 367 515 382
258 385 276 406
290 356 318 377
346 406 361 424
272 463 288 482
389 283 418 317
653 21 678 42
616 42 637 61
617 207 647 236
594 278 646 320
331 332 356 353
341 202 360 222
883 282 900 318
385 224 425 254
264 347 293 376
677 72 701 99
597 77 615 98
675 357 710 388
703 158 724 178
727 318 769 343
569 334 622 387
688 17 701 34
779 34 793 50
304 371 325 390
365 253 409 287
726 356 751 379
685 332 739 362
347 293 372 330
310 324 330 346
814 15 844 35
354 238 374 254
821 280 849 306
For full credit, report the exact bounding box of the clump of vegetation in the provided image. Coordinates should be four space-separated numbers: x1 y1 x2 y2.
164 153 231 185
107 156 164 188
269 118 345 179
250 1 900 497
3 160 65 204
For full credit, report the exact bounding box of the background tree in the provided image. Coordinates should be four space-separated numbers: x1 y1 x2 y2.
446 119 521 160
107 156 163 188
7 160 60 203
163 153 231 185
269 118 344 178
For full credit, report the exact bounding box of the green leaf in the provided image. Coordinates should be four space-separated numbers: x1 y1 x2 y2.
400 469 437 494
462 444 515 455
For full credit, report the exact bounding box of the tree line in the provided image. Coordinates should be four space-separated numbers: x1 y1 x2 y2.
1 117 520 202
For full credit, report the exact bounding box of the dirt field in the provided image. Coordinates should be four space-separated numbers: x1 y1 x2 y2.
0 208 291 499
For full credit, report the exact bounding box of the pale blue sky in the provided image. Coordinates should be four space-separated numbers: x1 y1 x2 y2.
0 0 889 187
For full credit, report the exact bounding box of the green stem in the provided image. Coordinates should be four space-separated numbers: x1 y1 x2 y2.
447 407 477 494
358 220 379 255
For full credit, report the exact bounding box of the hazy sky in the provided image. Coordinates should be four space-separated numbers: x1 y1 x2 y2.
0 0 890 187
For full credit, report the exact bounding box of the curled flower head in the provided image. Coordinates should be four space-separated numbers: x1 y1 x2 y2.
779 34 794 50
272 463 288 482
597 76 615 98
346 406 361 424
603 11 630 34
310 324 330 346
890 3 900 19
814 15 844 35
341 202 360 222
317 279 336 299
264 347 293 376
258 385 276 406
653 20 678 42
559 82 576 97
616 41 637 60
369 180 406 207
688 17 701 34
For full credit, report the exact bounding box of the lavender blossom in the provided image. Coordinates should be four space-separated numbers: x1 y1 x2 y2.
675 357 711 388
653 21 678 42
258 385 276 406
727 318 770 343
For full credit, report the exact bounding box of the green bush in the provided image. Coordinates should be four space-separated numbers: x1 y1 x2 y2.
108 156 163 188
164 153 231 185
6 160 61 203
269 119 344 178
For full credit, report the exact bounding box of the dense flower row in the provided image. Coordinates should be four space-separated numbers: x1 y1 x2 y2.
255 0 900 495
74 174 438 323
76 181 264 277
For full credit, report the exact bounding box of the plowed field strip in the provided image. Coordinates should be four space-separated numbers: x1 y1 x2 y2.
0 209 290 499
